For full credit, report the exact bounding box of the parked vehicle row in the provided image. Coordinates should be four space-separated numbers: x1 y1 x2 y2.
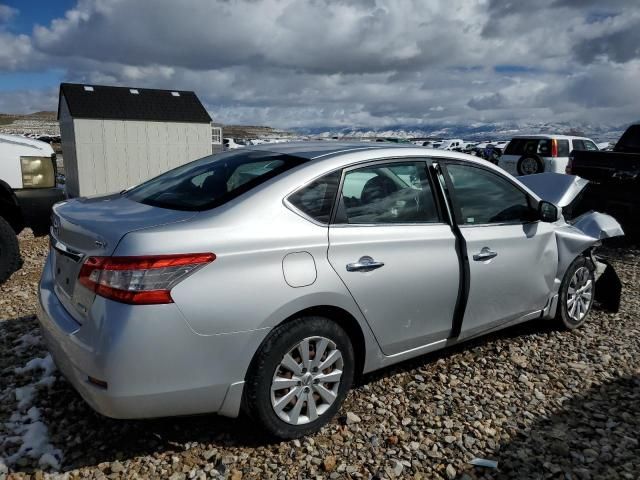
38 142 622 439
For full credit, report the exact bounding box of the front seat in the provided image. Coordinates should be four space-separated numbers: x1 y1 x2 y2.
360 175 398 205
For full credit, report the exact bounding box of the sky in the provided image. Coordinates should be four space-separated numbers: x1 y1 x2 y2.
0 0 639 129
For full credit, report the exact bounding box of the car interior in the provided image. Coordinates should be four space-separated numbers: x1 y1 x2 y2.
340 167 439 224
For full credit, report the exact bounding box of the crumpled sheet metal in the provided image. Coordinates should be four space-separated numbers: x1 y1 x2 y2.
555 210 624 278
571 211 625 240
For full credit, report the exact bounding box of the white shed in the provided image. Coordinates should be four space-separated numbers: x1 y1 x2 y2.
58 83 214 197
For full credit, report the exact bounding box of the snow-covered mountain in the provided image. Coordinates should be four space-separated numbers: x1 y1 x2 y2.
291 121 633 143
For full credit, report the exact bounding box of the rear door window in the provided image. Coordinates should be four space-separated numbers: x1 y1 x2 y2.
336 162 439 224
573 140 597 151
287 171 341 223
557 140 570 156
127 150 305 211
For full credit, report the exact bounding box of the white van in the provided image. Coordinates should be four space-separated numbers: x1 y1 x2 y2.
223 138 246 150
499 135 598 176
438 139 464 151
0 134 64 283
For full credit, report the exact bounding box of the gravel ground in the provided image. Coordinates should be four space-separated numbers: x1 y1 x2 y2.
1 232 638 479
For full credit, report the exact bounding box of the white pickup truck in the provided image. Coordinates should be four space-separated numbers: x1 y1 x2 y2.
0 134 64 283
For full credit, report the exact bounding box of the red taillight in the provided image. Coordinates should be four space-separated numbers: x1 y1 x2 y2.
551 138 558 157
78 253 215 305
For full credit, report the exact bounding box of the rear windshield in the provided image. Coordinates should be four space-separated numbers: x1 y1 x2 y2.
504 138 569 157
505 138 542 156
615 125 640 153
126 150 305 211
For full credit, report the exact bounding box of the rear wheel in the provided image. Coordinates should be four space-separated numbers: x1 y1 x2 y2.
517 155 544 175
555 256 595 329
0 216 21 284
243 316 355 439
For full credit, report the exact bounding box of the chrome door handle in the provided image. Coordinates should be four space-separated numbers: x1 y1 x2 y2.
473 247 498 261
346 256 385 272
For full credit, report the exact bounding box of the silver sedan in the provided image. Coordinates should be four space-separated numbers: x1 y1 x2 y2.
38 143 623 438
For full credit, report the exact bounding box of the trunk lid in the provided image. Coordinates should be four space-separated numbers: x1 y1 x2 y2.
50 193 197 322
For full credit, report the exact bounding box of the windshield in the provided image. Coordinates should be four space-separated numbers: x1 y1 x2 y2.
126 150 305 211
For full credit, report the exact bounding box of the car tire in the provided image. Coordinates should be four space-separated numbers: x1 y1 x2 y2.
0 216 21 285
555 255 596 330
517 155 545 175
243 316 355 439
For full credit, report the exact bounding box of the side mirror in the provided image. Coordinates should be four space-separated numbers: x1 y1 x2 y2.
538 200 559 222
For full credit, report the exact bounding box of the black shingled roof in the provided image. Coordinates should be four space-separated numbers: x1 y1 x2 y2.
58 83 212 123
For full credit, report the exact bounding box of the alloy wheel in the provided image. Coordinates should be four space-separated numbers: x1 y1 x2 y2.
567 266 593 323
270 336 344 425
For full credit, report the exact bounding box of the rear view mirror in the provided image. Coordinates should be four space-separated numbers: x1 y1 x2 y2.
538 200 559 222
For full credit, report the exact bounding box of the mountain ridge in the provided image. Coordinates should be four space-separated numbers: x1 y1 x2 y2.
290 120 635 142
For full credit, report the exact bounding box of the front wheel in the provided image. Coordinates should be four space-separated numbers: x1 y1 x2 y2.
0 216 21 284
555 256 595 329
243 316 355 439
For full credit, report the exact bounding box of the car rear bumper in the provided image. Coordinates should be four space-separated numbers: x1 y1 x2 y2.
37 252 268 419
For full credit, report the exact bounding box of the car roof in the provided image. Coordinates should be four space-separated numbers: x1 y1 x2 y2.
214 141 544 205
244 141 418 160
510 135 591 140
241 141 500 172
0 133 55 154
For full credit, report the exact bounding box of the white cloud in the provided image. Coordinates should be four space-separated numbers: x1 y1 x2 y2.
0 32 34 70
0 0 638 127
0 88 58 113
0 4 17 23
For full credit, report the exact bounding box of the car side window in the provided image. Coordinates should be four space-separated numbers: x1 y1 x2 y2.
337 162 439 224
288 171 341 224
557 140 570 156
574 140 597 151
538 140 551 155
584 140 598 151
445 164 534 225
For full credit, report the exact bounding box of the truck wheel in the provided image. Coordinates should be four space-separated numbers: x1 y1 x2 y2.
517 155 544 175
0 216 21 284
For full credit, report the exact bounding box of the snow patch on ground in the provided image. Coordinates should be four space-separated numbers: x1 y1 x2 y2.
1 352 63 471
13 330 42 353
15 354 56 378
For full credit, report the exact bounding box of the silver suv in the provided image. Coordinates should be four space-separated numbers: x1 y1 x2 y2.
38 143 622 438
